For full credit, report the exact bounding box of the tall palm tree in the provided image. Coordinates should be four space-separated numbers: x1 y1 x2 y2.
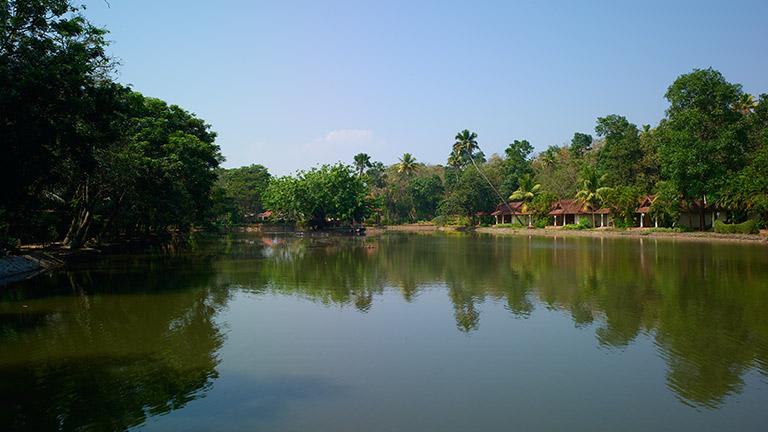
353 153 371 175
453 129 512 217
575 166 612 227
397 153 418 176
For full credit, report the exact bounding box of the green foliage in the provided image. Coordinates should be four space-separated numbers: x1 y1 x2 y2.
439 168 495 220
397 153 419 176
569 133 593 158
449 130 485 169
407 174 445 221
214 165 271 224
365 161 388 189
353 153 372 175
595 115 642 187
533 146 582 199
494 223 525 228
656 68 747 204
603 186 641 227
500 140 534 196
713 220 759 235
644 227 683 234
717 100 768 224
0 1 223 247
264 164 370 228
433 215 472 227
650 181 682 226
575 165 612 226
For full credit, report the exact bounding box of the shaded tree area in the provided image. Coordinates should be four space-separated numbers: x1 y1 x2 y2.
1 1 223 250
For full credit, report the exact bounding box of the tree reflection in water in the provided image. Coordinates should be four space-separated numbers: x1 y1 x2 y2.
246 233 768 408
1 232 767 429
0 254 230 431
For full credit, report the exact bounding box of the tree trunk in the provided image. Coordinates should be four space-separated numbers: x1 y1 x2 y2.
63 181 93 249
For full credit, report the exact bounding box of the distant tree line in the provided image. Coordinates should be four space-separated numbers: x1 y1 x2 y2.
257 68 767 230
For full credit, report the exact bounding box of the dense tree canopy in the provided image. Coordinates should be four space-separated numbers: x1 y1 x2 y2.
1 1 222 248
263 164 371 228
656 70 746 202
213 165 271 224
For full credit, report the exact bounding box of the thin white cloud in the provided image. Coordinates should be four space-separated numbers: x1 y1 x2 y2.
323 129 374 143
286 128 388 173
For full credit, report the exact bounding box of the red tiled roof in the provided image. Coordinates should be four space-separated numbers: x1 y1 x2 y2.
548 199 610 215
491 201 532 216
635 195 712 213
636 195 655 214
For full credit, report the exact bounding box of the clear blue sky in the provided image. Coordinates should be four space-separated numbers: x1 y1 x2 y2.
83 0 768 175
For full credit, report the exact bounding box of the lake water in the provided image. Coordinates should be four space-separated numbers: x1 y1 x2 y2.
2 233 768 431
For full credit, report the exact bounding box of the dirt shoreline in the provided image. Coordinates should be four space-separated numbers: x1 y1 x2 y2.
379 224 768 244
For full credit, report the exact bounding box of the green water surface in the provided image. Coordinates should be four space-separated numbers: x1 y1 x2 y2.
1 233 767 431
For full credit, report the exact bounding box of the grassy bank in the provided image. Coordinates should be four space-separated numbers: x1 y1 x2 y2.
373 224 768 244
475 226 768 244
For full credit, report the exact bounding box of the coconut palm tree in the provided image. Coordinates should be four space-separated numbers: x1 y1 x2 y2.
453 129 512 217
735 93 757 115
353 153 371 175
510 174 541 211
575 166 612 227
397 153 419 176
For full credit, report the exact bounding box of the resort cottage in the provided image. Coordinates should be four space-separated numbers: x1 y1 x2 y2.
635 195 716 229
492 201 534 226
549 199 612 227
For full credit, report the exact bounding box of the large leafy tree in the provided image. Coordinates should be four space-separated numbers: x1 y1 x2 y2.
717 94 768 221
500 139 534 197
407 174 445 221
264 164 370 228
439 167 495 220
569 132 593 159
595 115 642 187
1 0 115 243
656 68 747 228
532 146 582 199
1 1 224 248
214 165 271 223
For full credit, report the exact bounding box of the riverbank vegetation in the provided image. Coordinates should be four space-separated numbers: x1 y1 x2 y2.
2 1 222 251
4 1 768 251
